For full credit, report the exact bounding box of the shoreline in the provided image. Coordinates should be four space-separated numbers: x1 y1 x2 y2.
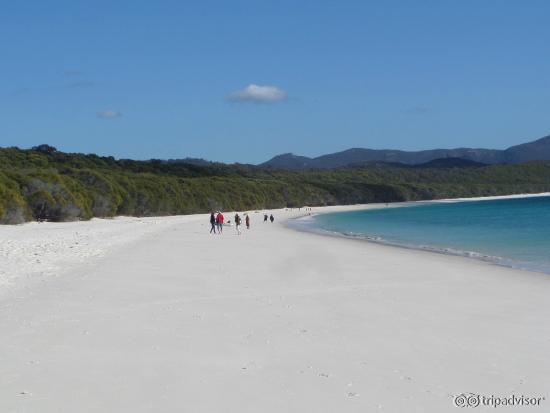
285 192 550 276
287 218 541 276
2 191 549 296
3 191 550 228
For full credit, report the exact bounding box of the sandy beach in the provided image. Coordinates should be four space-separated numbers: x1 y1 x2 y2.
1 204 549 412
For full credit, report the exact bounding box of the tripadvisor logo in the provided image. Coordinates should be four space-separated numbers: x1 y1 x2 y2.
453 393 545 408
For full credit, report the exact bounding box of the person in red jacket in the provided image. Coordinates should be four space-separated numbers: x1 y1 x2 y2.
216 211 224 234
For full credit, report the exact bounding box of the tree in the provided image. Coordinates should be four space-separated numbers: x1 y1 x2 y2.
31 144 58 154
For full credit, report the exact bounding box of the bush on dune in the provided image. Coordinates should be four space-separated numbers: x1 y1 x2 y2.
0 172 31 224
20 175 90 221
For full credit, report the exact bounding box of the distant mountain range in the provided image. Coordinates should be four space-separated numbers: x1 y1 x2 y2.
260 134 550 170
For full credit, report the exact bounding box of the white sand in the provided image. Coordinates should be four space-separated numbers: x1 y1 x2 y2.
1 204 549 412
0 215 213 294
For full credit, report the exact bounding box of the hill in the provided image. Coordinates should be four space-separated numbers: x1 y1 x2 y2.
413 157 487 168
503 135 550 163
261 135 550 170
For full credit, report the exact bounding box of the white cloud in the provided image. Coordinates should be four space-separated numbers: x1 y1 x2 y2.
227 84 287 103
97 110 122 119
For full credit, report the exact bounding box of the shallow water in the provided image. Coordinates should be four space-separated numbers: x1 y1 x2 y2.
305 196 550 274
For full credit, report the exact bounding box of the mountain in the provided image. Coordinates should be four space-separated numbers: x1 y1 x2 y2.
343 157 487 170
261 135 550 170
503 135 550 163
260 153 315 170
413 157 487 168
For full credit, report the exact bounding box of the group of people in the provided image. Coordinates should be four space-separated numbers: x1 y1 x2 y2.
209 211 225 234
209 211 274 235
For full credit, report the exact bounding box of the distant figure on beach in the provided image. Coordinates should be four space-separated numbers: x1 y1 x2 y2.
216 211 224 233
245 214 250 229
270 214 274 223
209 212 216 234
264 214 268 223
235 213 242 235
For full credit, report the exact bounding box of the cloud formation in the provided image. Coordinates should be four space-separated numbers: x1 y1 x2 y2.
97 110 122 119
227 84 287 103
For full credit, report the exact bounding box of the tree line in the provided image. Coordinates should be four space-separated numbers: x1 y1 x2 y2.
2 145 550 224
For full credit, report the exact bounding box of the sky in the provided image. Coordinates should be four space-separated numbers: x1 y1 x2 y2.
1 0 550 164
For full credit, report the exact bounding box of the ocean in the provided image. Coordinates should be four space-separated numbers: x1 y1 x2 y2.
300 195 550 274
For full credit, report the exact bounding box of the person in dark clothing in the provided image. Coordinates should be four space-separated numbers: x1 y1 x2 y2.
209 212 216 234
270 214 274 223
235 213 242 235
245 214 250 229
264 214 268 223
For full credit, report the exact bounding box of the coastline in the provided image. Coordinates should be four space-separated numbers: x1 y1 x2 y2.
1 195 549 412
286 192 550 276
2 192 549 296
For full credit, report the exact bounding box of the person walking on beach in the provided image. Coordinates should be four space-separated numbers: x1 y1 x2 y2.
270 214 274 223
264 214 268 223
216 211 224 234
245 214 250 230
235 213 242 235
209 212 216 234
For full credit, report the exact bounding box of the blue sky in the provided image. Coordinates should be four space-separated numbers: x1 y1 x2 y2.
1 0 549 163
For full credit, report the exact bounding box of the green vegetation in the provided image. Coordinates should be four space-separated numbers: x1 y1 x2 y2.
2 145 550 224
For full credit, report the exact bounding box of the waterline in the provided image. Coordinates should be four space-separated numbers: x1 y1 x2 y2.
291 195 550 274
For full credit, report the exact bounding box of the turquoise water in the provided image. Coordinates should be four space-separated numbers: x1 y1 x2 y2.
305 196 550 274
